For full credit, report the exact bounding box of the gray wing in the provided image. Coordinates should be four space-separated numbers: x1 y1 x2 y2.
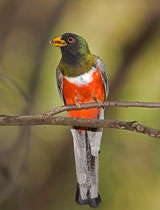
56 66 65 104
95 56 109 100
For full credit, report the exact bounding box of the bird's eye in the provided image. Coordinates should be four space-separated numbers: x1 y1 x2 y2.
68 37 74 43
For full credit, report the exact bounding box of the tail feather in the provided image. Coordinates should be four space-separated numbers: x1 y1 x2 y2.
71 108 104 208
88 194 101 208
87 108 104 156
76 183 88 205
76 183 101 208
71 123 101 205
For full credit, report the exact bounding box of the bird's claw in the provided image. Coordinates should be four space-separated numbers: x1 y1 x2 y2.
75 102 81 108
95 99 103 107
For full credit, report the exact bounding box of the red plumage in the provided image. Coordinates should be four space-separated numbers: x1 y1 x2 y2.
63 69 105 119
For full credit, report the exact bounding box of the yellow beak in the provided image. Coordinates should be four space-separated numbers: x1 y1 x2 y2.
50 37 66 47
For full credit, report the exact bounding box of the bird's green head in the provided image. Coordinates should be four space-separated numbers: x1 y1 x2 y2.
51 33 91 65
50 33 95 76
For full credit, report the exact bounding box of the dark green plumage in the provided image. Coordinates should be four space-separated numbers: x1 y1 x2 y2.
58 33 96 77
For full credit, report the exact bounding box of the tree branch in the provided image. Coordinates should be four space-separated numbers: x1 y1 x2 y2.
44 101 160 116
0 101 160 138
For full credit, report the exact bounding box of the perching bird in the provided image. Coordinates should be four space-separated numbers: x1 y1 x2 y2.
51 33 109 208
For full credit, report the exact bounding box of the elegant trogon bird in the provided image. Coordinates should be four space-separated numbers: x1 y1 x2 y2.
51 33 109 208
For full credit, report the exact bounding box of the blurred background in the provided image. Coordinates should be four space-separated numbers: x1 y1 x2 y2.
0 0 160 209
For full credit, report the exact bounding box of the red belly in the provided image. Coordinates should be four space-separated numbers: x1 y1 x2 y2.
63 70 105 119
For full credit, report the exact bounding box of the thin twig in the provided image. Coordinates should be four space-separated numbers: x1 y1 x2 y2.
44 101 160 116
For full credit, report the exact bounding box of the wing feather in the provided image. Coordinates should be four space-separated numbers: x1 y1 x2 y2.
56 66 65 104
95 56 109 100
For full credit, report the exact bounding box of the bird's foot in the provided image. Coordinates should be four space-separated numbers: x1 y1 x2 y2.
75 102 81 108
95 99 103 107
